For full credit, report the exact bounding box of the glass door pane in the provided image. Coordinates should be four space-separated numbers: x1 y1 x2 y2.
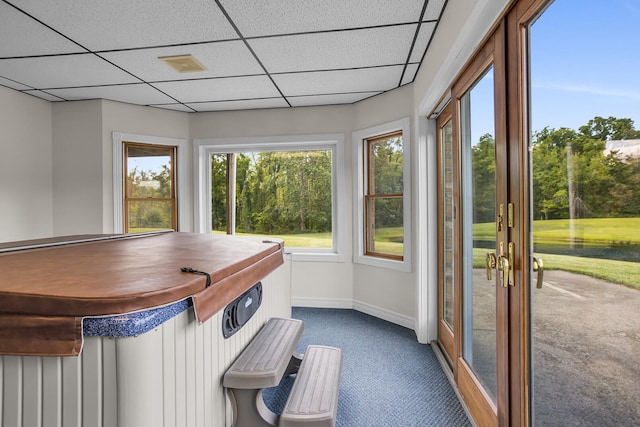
528 1 640 425
442 116 455 330
437 103 455 363
461 66 498 401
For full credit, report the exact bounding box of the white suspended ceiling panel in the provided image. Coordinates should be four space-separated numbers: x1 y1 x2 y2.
0 0 447 112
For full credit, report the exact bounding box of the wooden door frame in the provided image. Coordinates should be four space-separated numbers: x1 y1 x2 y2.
436 102 456 368
505 0 554 425
433 0 556 425
449 20 509 427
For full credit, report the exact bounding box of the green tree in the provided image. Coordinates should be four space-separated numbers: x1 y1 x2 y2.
578 116 640 141
371 136 403 228
211 154 228 231
531 116 640 220
472 133 496 223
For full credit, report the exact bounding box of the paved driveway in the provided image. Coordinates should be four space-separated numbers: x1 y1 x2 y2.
532 271 640 426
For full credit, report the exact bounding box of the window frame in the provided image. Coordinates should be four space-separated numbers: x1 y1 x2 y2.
353 117 412 272
123 142 177 233
112 132 188 234
364 131 405 261
193 134 346 263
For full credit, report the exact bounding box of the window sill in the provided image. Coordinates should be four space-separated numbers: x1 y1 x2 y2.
353 254 412 272
284 251 345 263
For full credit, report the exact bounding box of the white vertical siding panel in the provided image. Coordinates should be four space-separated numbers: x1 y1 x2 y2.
22 357 43 427
201 317 213 427
61 355 82 427
42 357 62 427
194 318 205 427
101 338 118 427
3 356 22 427
0 356 3 424
116 329 164 427
81 338 102 427
162 314 177 427
185 311 197 427
174 308 188 427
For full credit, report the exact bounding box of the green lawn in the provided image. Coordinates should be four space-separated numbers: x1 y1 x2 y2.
474 218 640 244
472 248 640 290
207 218 640 290
472 218 640 290
212 230 333 248
214 227 405 255
532 217 640 244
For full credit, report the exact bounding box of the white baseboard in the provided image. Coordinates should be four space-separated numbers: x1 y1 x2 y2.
291 297 353 309
291 298 416 331
352 300 415 330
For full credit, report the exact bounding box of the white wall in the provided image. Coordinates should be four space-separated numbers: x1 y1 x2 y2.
352 84 417 325
0 87 53 242
48 100 191 236
52 100 104 235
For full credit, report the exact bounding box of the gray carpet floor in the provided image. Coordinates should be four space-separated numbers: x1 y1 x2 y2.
262 307 472 426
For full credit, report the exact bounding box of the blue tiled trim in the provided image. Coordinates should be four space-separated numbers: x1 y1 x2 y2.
83 299 192 337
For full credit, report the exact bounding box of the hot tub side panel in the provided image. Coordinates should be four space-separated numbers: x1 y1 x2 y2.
0 262 291 427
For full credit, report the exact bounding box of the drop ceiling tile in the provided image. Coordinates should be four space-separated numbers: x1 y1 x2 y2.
401 63 420 86
288 92 381 107
423 0 447 21
187 98 289 112
10 0 238 51
149 104 195 113
0 54 139 89
221 0 425 37
153 75 281 103
249 25 417 73
22 90 66 102
0 2 85 57
409 22 436 63
0 76 32 91
274 66 404 97
47 83 177 105
101 41 264 82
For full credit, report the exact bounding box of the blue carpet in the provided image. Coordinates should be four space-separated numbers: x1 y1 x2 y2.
262 308 471 427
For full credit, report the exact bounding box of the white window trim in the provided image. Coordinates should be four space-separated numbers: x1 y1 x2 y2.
112 132 189 233
193 134 346 263
352 117 412 272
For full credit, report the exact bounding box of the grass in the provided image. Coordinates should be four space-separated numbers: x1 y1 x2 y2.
214 227 405 255
472 248 640 290
212 230 333 248
474 218 640 244
472 218 640 290
532 218 640 244
134 219 639 290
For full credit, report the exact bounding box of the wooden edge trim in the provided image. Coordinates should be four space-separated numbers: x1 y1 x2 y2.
192 249 284 324
458 357 498 427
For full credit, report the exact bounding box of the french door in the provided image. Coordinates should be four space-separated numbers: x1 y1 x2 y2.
435 4 534 425
438 0 640 425
454 22 511 427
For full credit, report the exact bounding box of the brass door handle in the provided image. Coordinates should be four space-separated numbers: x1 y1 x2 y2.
533 256 544 288
497 255 511 287
486 252 497 280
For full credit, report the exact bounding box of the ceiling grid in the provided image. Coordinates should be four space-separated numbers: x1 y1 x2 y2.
0 0 447 112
